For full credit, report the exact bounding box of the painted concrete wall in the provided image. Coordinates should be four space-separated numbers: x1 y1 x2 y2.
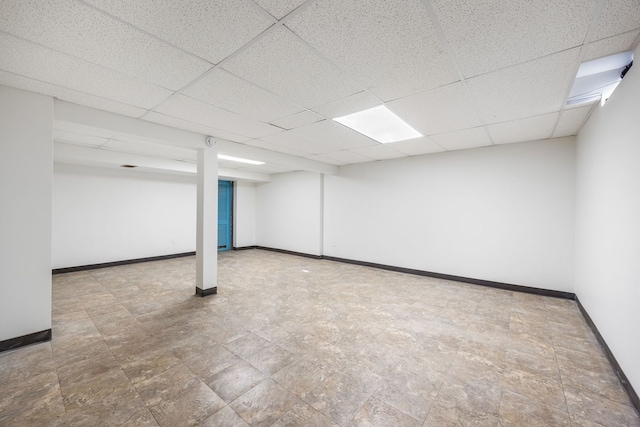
0 86 53 342
575 46 640 394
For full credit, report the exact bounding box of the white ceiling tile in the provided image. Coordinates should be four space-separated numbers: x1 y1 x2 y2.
552 106 593 138
253 0 307 19
431 127 493 151
488 113 559 145
83 0 274 64
388 82 483 136
0 0 212 90
183 68 303 122
304 154 347 166
0 33 172 109
313 150 374 164
388 136 446 156
143 112 251 143
103 139 197 161
270 110 324 129
53 129 110 147
291 120 378 151
154 94 281 139
312 91 381 118
467 48 581 124
348 144 407 161
286 0 458 101
431 0 597 78
584 30 640 61
591 0 640 41
222 26 362 108
244 139 310 157
261 130 335 155
0 70 147 117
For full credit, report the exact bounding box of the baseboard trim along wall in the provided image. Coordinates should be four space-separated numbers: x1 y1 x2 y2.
0 329 52 353
253 246 323 260
52 251 196 274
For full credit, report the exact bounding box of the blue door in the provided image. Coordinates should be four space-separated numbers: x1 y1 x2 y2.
218 180 233 251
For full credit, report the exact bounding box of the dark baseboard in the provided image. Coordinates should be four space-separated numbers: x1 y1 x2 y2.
195 286 217 297
323 255 575 300
255 246 323 260
0 329 52 353
52 252 196 274
233 246 258 251
576 297 640 416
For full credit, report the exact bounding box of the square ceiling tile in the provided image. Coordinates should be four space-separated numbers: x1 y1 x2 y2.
584 30 640 61
488 113 559 145
143 112 251 143
53 129 110 147
304 154 347 166
386 136 445 156
0 0 212 90
431 127 493 151
312 91 382 119
222 26 362 108
270 110 324 129
431 0 597 78
244 139 310 157
348 144 407 161
467 48 581 124
154 94 281 139
183 68 303 122
388 82 483 136
291 120 378 150
261 130 335 155
552 106 593 137
83 0 274 64
253 0 307 19
591 0 640 41
0 70 146 118
312 150 374 164
0 33 173 109
286 0 458 101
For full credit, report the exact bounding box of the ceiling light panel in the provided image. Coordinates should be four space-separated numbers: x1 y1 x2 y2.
333 106 422 143
385 136 446 156
487 113 559 145
348 144 406 161
270 110 324 130
222 27 362 108
218 154 264 165
154 94 281 139
431 0 596 78
286 0 458 101
0 70 146 118
253 0 308 19
584 30 640 61
590 0 640 41
143 112 251 143
552 106 593 138
0 0 211 91
0 33 172 109
312 91 381 119
83 0 274 64
430 127 493 151
388 82 483 136
467 48 581 124
183 69 303 122
293 119 380 149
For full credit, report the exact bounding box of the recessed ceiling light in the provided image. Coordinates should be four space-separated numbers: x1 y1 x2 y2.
217 154 265 165
333 105 422 143
567 51 633 107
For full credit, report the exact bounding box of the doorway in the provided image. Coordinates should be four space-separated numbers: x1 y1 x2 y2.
218 180 233 251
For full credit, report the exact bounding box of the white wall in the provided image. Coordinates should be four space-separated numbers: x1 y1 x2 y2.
0 86 53 342
255 171 323 256
324 138 577 291
52 164 197 268
235 181 256 247
575 47 640 392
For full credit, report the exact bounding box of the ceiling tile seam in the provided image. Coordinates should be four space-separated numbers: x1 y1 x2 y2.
138 1 319 121
74 0 217 66
419 0 495 147
242 0 279 24
550 0 607 138
632 31 640 50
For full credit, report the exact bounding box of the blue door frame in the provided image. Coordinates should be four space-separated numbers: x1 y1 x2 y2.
218 180 233 251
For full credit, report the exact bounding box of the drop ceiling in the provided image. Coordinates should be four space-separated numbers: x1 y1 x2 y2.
1 0 638 177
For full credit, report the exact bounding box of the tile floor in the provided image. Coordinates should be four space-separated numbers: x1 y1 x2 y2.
1 249 639 426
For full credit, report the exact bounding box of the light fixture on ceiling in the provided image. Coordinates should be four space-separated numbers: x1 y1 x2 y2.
567 51 634 107
333 105 422 143
217 154 265 165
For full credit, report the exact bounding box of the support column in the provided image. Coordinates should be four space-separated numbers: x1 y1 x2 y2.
196 146 218 296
